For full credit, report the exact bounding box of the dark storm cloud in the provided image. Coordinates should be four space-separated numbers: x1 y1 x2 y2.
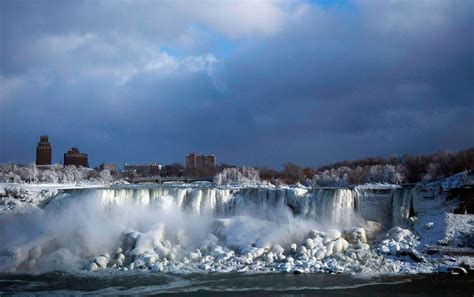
1 0 473 168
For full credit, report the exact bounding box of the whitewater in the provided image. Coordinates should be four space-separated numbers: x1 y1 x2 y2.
3 182 471 278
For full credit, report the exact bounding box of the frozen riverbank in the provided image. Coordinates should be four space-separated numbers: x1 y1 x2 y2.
0 182 472 276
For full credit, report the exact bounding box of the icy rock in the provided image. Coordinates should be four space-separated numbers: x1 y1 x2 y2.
273 244 284 256
290 243 297 254
0 187 6 197
154 245 169 259
315 249 326 260
116 247 123 254
293 268 304 274
325 241 335 257
152 263 163 272
189 251 200 260
266 253 274 264
334 238 349 253
116 253 125 266
308 230 324 239
387 227 412 242
279 262 293 272
144 254 159 267
86 262 99 272
304 238 314 249
360 221 383 240
343 228 367 244
255 248 265 258
352 242 370 251
134 258 146 269
326 230 342 240
93 256 109 269
122 231 140 251
297 246 308 256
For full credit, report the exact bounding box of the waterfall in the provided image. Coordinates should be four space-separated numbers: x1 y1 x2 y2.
354 188 394 226
0 184 422 273
391 188 413 227
49 186 364 228
45 185 417 232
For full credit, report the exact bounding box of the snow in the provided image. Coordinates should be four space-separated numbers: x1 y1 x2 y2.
0 182 106 213
422 171 472 191
354 183 402 190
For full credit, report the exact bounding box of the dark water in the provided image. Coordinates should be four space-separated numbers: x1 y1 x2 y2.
0 271 473 296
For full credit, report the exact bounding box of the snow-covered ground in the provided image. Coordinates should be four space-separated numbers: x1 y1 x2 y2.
0 182 106 213
0 179 472 275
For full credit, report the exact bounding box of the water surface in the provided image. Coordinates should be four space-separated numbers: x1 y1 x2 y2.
1 271 473 296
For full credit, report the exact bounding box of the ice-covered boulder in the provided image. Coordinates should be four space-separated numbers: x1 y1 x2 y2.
314 249 325 260
387 227 412 242
93 255 109 269
304 238 314 249
266 253 274 264
272 244 284 257
297 246 308 257
115 253 125 267
343 227 367 244
308 230 324 239
325 230 342 241
360 221 383 240
290 243 297 255
85 262 99 272
279 262 292 272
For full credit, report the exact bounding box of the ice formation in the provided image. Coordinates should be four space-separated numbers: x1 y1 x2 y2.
0 184 470 274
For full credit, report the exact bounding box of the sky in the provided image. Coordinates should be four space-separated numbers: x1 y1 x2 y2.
1 0 473 169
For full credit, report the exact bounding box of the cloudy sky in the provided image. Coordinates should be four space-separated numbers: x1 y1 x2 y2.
1 0 473 168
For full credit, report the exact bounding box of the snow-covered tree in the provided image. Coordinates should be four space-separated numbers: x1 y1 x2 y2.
310 167 350 187
97 169 114 184
366 165 403 184
214 167 268 186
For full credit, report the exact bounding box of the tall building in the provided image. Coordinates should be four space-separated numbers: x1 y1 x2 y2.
36 135 52 165
186 152 216 176
64 147 89 167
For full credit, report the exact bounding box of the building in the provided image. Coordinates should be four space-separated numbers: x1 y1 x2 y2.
186 152 216 176
124 163 161 176
36 135 52 166
64 147 89 167
99 163 117 173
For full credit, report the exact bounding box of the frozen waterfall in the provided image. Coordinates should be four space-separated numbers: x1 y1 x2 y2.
0 184 417 273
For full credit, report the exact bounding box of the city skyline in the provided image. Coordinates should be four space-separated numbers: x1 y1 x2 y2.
1 0 473 168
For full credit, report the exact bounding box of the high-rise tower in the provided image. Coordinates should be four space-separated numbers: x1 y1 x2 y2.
36 135 52 165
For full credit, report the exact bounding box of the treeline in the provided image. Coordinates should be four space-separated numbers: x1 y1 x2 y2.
0 164 116 184
249 147 474 185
